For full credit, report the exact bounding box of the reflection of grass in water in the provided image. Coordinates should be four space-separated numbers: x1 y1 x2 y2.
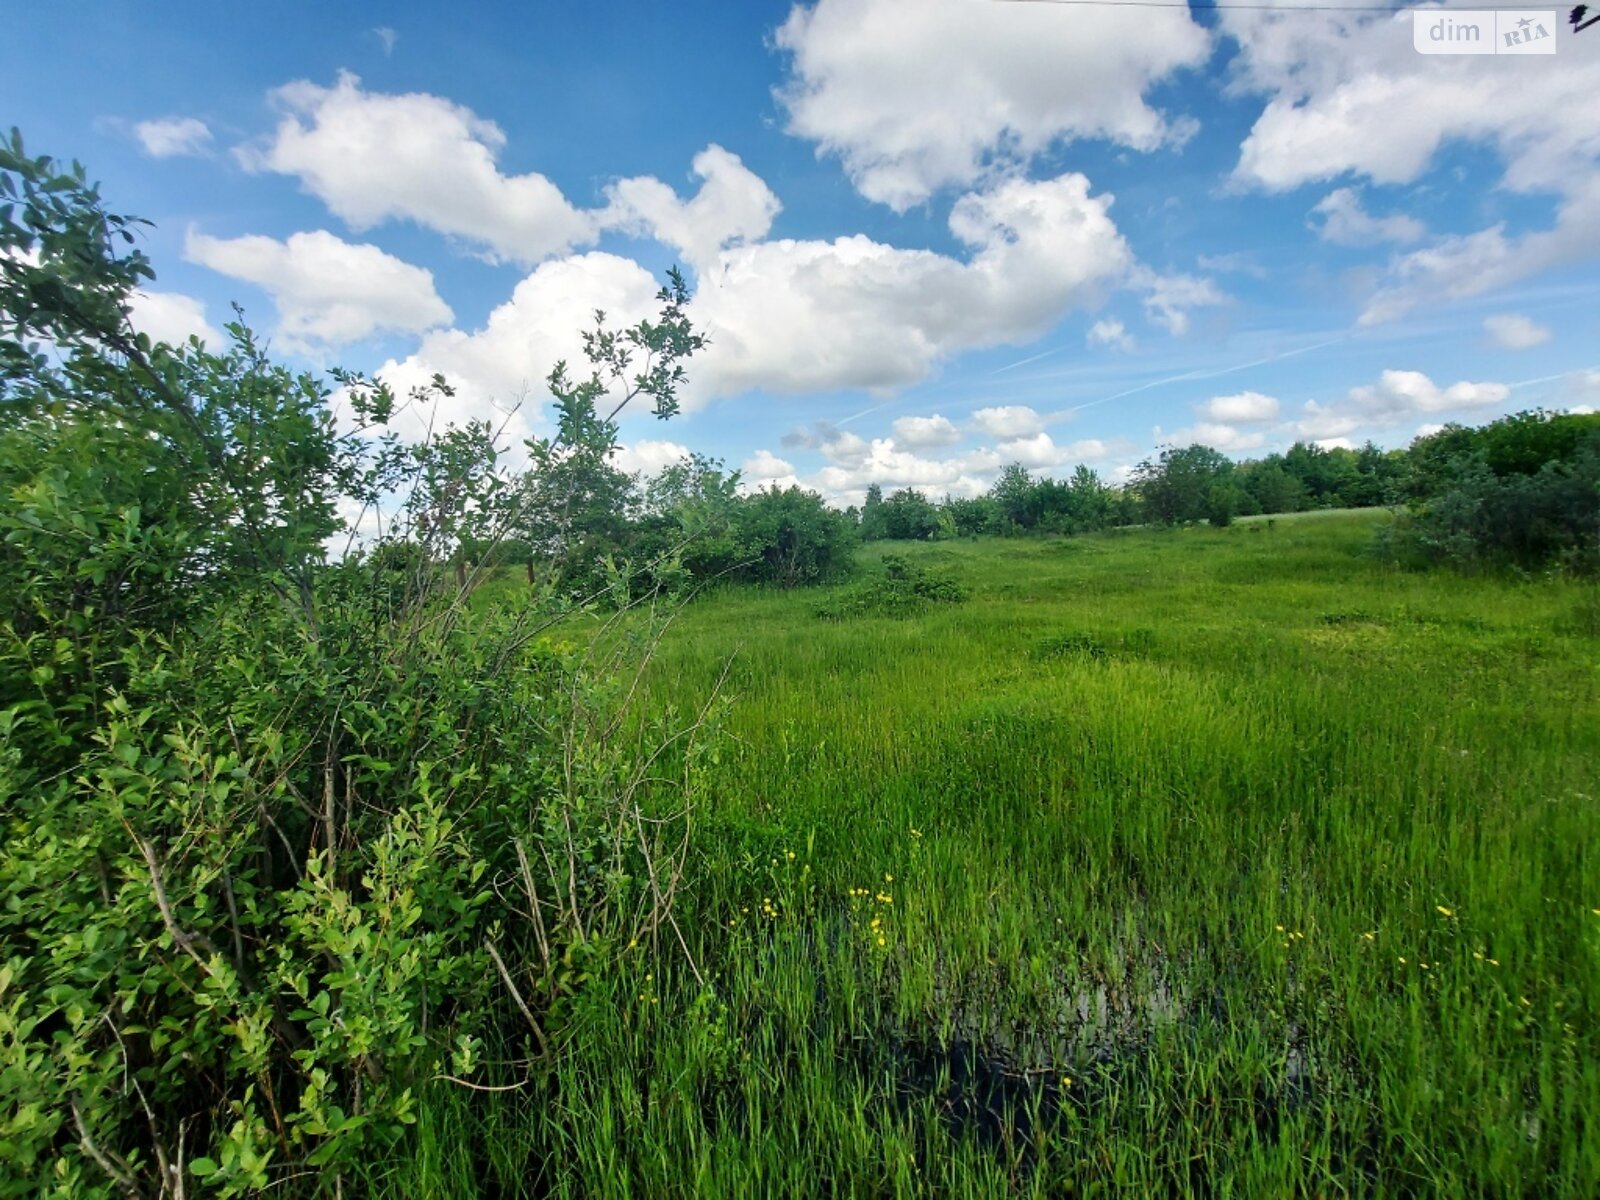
380 515 1600 1197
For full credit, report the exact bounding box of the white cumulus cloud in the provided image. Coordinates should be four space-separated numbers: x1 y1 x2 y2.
1309 187 1425 247
126 291 223 347
689 172 1136 399
891 414 961 448
775 0 1210 210
1200 390 1279 423
1348 369 1509 417
1289 368 1511 443
373 251 663 445
238 72 594 264
602 145 781 270
1164 421 1266 453
612 439 693 477
741 450 802 491
135 117 212 158
971 405 1045 439
185 228 452 352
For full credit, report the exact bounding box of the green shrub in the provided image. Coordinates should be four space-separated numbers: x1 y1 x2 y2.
1380 444 1600 575
815 555 969 619
0 135 716 1196
736 485 857 588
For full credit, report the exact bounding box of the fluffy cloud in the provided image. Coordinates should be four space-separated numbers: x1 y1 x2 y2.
994 432 1128 468
1348 369 1509 418
891 414 961 448
611 439 692 477
770 424 1132 505
1225 5 1600 320
365 165 1162 412
602 145 781 269
232 77 1211 417
1309 187 1425 247
774 0 1210 209
996 432 1062 468
134 117 212 158
126 291 223 347
741 450 802 491
813 436 994 501
1482 313 1551 350
970 405 1045 438
1200 390 1279 422
1289 369 1511 442
689 172 1137 399
185 229 452 352
373 251 662 444
239 72 594 264
1087 318 1135 351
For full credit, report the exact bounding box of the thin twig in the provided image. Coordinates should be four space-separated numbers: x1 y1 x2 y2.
484 938 548 1053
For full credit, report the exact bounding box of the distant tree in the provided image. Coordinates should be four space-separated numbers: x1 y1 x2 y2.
1133 444 1233 525
990 462 1037 530
1471 409 1600 477
878 487 943 540
1065 464 1114 532
1239 458 1306 514
942 494 1003 537
859 482 888 541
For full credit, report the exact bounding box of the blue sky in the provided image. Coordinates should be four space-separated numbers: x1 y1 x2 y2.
5 0 1597 501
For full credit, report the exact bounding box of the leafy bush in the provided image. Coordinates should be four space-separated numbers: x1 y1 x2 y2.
0 134 717 1196
735 485 857 588
1380 444 1600 574
815 555 968 619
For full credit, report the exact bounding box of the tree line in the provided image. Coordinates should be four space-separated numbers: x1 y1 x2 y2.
500 408 1599 596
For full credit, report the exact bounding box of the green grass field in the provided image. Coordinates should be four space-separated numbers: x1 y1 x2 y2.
391 513 1600 1197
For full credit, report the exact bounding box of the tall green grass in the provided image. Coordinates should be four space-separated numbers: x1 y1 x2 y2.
376 514 1600 1197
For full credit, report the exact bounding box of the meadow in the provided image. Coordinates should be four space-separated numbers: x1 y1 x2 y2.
395 512 1598 1197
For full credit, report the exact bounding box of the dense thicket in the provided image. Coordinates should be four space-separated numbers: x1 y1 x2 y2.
0 135 720 1197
